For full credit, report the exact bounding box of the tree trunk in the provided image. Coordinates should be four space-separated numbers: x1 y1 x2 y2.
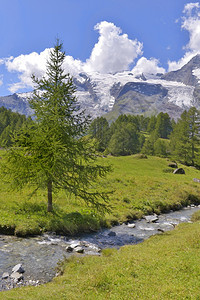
47 180 53 212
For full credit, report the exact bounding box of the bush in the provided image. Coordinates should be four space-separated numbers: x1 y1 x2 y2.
134 154 148 159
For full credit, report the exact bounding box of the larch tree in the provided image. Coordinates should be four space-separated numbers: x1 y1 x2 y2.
3 41 111 212
170 107 200 165
89 117 110 152
154 112 172 139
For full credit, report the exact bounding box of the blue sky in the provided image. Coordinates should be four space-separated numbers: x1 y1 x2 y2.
0 0 199 95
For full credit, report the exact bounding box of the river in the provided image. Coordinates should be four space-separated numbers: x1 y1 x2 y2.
0 205 199 290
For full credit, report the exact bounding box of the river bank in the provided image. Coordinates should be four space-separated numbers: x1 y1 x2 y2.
0 204 199 292
1 155 200 238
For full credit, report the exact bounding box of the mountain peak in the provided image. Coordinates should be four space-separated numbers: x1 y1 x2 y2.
161 54 200 86
189 54 200 64
0 55 199 121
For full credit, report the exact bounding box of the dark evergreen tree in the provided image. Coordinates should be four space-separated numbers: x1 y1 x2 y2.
136 115 150 132
108 123 141 156
147 115 157 133
170 107 200 165
154 112 172 138
89 117 110 152
141 131 159 155
0 107 29 147
154 139 168 157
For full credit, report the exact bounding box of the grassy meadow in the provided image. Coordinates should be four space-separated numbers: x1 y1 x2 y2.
0 152 200 236
1 153 200 299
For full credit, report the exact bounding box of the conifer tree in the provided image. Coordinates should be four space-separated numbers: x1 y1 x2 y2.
89 117 110 152
147 115 157 133
3 41 111 212
141 131 159 155
108 123 141 156
154 112 172 138
170 107 200 165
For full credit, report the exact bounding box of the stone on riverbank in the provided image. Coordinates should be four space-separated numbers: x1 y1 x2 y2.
2 272 9 279
66 245 73 252
74 247 84 253
66 242 85 254
11 272 24 282
12 264 24 274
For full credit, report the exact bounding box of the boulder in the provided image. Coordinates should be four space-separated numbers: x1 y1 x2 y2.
80 241 90 247
74 247 84 254
108 231 116 237
66 242 80 252
66 246 74 252
168 162 178 168
12 264 25 274
144 214 158 223
193 178 200 183
173 168 185 174
11 272 23 282
2 272 9 279
127 223 136 228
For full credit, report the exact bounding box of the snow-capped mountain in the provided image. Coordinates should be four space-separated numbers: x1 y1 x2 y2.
1 54 200 120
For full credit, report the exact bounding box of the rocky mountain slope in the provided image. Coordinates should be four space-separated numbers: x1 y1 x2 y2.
1 55 200 121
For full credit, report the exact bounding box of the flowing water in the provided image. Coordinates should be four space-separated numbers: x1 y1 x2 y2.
0 205 199 290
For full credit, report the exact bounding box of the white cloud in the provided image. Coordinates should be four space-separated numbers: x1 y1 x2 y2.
131 57 165 76
168 51 198 71
4 21 143 93
183 2 199 15
182 4 200 51
85 21 143 73
6 49 50 93
6 51 85 93
168 2 200 71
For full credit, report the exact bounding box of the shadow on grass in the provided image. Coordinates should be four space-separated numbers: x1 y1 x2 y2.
9 201 103 237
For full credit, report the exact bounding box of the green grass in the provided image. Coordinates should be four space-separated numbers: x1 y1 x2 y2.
2 221 200 299
105 155 200 223
1 153 200 298
191 210 200 222
0 153 200 236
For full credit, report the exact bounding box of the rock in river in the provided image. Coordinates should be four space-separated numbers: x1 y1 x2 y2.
127 223 136 228
144 214 158 223
2 272 9 279
74 247 84 254
11 272 24 282
12 264 25 274
108 231 116 237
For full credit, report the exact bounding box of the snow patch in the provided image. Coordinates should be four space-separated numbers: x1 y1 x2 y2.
193 69 200 82
146 78 195 108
